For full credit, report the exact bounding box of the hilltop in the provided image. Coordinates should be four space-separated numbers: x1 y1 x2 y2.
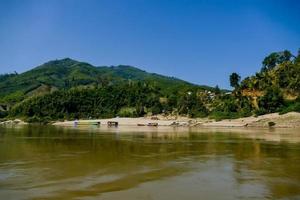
0 58 215 107
0 59 220 120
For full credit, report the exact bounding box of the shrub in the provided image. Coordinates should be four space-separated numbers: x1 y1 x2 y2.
26 116 40 123
209 111 240 121
254 108 267 116
150 104 163 115
118 107 138 117
279 101 300 115
25 116 52 124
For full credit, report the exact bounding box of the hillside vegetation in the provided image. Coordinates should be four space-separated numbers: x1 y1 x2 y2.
239 50 300 113
1 49 300 123
223 49 300 119
0 58 206 101
0 59 217 121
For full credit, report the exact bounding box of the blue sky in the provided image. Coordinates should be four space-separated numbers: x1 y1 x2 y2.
0 0 299 88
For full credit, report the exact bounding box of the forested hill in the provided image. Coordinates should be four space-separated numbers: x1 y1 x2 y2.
2 49 299 122
0 58 215 105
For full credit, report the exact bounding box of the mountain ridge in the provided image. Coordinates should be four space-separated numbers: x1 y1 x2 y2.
0 58 218 105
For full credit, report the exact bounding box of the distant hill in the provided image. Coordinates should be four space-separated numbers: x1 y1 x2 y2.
0 58 216 105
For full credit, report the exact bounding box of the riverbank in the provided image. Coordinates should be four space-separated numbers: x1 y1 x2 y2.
52 112 300 128
0 119 28 125
201 112 300 128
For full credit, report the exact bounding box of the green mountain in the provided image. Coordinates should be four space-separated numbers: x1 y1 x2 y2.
1 49 299 122
0 58 215 106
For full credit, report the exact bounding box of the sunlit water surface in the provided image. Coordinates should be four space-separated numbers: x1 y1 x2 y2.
0 125 300 200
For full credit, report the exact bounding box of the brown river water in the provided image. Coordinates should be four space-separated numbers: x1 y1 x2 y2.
0 125 300 200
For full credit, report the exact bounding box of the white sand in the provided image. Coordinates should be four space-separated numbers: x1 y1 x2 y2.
53 117 185 126
52 112 300 128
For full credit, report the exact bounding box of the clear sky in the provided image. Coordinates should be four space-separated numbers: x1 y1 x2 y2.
0 0 299 88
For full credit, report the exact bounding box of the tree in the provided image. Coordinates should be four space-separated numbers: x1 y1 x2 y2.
214 85 221 95
229 73 241 88
178 91 208 117
294 48 300 64
258 87 284 113
262 50 293 72
262 52 278 71
281 50 292 62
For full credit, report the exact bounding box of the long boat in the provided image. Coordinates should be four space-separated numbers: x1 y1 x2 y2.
74 121 101 126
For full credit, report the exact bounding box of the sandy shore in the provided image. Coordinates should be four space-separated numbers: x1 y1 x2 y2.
52 112 300 128
53 117 186 127
200 112 300 128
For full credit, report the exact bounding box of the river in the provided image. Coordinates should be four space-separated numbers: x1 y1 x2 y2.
0 125 300 199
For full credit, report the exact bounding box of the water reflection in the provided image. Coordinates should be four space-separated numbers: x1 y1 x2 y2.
0 125 299 199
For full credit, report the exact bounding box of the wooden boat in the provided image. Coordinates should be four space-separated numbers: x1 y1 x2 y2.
137 124 146 126
147 122 158 127
74 121 100 126
107 121 118 127
91 122 101 126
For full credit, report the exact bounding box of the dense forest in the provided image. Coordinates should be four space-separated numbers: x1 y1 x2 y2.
0 58 214 101
1 49 300 123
